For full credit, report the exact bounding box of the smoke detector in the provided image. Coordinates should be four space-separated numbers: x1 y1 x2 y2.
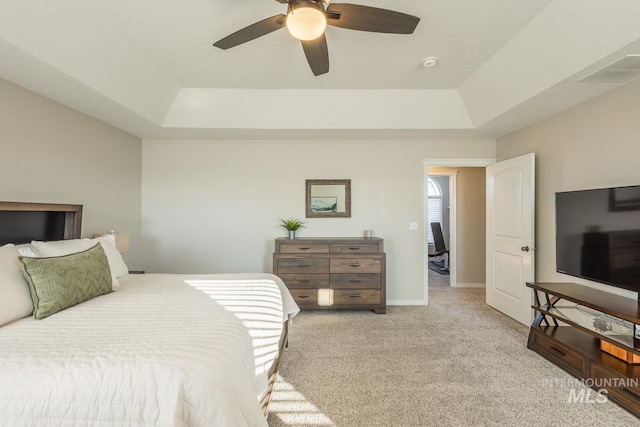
422 57 438 67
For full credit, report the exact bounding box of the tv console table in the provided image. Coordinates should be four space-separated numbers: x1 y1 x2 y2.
527 282 640 416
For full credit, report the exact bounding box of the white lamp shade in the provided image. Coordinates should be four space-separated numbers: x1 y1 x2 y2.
93 232 130 253
286 7 327 41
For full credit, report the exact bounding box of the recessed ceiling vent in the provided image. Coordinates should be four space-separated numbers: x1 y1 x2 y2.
579 54 640 82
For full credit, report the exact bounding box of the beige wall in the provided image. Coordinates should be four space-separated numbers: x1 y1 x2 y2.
0 79 143 268
429 167 486 286
142 139 495 303
497 77 640 299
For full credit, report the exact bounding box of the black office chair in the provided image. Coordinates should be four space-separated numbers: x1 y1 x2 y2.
430 222 449 271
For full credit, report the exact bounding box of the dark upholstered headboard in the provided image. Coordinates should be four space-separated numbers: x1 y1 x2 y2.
0 202 82 245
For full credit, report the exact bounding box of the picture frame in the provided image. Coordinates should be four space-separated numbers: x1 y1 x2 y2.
306 179 351 218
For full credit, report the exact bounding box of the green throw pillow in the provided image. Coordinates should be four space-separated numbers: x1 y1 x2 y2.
19 243 113 319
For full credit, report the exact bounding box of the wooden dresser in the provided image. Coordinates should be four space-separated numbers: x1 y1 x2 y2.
273 237 386 314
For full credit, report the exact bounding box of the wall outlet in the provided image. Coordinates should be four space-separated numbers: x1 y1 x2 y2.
409 222 418 230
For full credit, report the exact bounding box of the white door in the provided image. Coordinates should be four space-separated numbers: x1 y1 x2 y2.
486 153 535 326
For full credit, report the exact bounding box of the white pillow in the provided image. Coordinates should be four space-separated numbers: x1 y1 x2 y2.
0 243 34 326
31 236 129 287
15 243 40 257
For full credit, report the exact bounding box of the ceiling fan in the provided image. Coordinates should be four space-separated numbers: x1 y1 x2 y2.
213 0 420 76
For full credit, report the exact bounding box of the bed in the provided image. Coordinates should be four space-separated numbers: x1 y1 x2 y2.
0 202 299 426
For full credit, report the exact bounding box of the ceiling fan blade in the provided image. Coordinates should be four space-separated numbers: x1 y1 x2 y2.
301 34 329 76
326 3 419 34
213 14 286 49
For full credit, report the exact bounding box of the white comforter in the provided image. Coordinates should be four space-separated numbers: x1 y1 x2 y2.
0 273 299 427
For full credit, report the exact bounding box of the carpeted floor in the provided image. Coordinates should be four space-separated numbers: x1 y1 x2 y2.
267 271 638 426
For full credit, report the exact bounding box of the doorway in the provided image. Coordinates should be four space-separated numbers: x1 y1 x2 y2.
423 158 495 304
427 174 454 288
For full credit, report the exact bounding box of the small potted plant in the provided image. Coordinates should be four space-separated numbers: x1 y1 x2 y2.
279 217 305 239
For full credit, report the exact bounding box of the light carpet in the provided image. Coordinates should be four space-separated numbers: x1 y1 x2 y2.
267 273 638 426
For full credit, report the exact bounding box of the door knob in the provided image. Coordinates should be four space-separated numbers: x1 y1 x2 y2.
521 246 530 252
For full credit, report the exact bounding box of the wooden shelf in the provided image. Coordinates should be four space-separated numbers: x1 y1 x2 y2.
527 282 640 324
532 306 640 357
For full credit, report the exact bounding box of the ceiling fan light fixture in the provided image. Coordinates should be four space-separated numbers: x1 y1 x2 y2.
213 0 421 76
286 6 327 41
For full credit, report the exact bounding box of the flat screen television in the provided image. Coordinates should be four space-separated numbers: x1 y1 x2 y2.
556 184 640 298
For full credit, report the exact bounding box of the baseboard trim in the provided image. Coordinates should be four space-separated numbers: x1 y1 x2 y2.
387 300 427 306
453 283 485 288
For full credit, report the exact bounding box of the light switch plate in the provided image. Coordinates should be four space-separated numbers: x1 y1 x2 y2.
409 222 418 230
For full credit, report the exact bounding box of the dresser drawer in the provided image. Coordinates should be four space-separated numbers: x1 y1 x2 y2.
333 290 381 305
330 258 381 274
277 258 329 274
529 329 587 378
589 361 640 413
331 273 381 289
289 289 319 305
330 244 379 254
279 273 329 288
278 244 330 254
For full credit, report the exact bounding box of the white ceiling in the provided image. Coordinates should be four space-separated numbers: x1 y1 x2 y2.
1 0 640 140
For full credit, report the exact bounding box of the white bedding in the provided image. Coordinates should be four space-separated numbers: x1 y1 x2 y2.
0 273 299 427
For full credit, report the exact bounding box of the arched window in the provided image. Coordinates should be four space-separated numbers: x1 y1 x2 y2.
428 177 442 197
427 177 443 244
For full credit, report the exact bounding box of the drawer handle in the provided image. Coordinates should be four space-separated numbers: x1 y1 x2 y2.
349 294 362 299
297 264 310 268
621 387 640 400
348 247 361 250
298 280 310 283
349 280 362 283
298 247 311 251
349 263 361 267
297 295 311 299
550 346 566 357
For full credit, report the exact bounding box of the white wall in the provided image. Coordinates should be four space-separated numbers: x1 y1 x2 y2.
141 139 495 303
0 78 143 268
497 77 640 299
